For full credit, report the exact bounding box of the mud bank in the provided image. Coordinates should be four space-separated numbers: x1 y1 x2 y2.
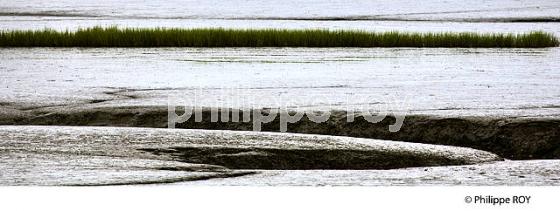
0 125 502 185
0 126 500 171
1 106 558 159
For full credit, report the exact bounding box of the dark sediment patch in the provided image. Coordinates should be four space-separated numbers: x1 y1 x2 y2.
88 99 110 104
102 89 141 100
138 146 480 170
2 106 558 160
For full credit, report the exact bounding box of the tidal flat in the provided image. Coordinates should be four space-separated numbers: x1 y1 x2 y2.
1 0 559 186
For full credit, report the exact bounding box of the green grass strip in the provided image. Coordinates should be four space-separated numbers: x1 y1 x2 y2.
0 27 558 48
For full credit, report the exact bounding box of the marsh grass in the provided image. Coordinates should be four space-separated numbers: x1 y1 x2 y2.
0 27 558 48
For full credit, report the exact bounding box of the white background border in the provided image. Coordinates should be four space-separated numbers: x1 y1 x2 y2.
0 186 557 211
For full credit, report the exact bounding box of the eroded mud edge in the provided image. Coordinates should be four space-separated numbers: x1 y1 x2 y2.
1 106 558 159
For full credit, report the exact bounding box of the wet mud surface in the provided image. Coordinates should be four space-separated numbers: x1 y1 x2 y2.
182 160 560 186
2 106 557 160
0 125 501 185
1 0 559 186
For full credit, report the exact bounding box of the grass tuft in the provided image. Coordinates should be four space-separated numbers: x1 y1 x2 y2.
0 27 558 48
